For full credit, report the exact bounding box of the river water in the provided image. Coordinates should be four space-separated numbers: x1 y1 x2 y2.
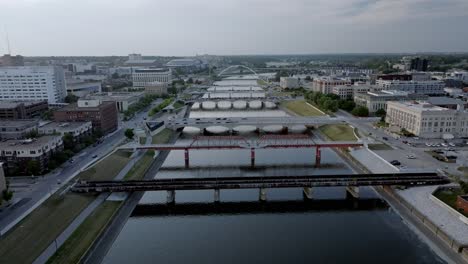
103 85 445 264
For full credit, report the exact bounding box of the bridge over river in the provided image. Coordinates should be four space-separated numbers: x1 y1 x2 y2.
72 172 448 203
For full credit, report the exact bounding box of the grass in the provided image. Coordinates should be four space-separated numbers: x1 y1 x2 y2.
457 167 468 177
434 189 468 217
173 101 185 109
257 79 267 85
124 151 155 180
319 124 358 141
46 201 122 264
78 150 131 181
0 151 131 263
281 100 325 117
368 143 393 151
152 128 173 144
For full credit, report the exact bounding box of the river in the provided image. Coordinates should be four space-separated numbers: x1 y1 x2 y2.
102 83 445 264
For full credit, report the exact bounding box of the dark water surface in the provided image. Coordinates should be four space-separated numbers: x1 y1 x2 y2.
103 145 445 264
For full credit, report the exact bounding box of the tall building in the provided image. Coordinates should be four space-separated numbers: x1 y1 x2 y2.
53 99 118 135
402 56 428 71
386 101 468 138
132 68 172 89
0 54 24 66
376 80 445 95
0 66 67 104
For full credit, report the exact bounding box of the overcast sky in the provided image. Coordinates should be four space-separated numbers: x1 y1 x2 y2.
0 0 468 56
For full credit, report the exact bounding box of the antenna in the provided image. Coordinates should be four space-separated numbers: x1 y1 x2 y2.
4 25 11 55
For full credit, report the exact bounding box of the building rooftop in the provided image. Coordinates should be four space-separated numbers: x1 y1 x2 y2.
0 100 47 108
133 68 170 73
0 136 61 150
428 97 465 105
388 101 449 112
55 100 114 112
0 119 38 128
86 92 143 101
39 121 91 131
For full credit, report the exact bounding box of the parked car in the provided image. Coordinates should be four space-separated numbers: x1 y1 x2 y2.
406 154 416 159
390 160 401 165
92 154 98 159
382 137 389 141
441 143 448 147
448 143 456 147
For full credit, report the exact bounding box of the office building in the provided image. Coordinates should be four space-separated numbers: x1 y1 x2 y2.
280 77 300 89
53 99 118 135
0 54 24 67
0 100 48 119
376 80 445 95
38 121 92 140
0 120 39 140
85 92 144 112
353 90 428 114
132 68 172 89
66 79 102 97
166 58 206 72
145 82 169 96
402 56 429 71
0 66 67 104
310 77 351 94
386 101 468 138
0 136 63 175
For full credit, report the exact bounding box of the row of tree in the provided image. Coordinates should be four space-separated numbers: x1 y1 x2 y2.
123 94 166 120
304 91 371 117
148 97 174 116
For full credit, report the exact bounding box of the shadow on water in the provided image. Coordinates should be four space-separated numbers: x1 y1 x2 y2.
131 198 388 217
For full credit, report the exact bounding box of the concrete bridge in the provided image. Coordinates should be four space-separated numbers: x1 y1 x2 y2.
72 172 448 203
161 116 380 130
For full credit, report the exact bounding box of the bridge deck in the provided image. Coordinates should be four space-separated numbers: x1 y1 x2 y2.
72 173 449 193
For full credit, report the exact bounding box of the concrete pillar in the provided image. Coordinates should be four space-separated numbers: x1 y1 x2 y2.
214 189 220 203
303 187 313 200
259 188 267 202
315 147 321 168
167 190 175 204
250 148 255 168
346 186 360 199
184 148 189 169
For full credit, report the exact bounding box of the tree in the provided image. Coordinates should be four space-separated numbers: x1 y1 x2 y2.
351 106 369 117
3 189 13 203
375 108 386 118
26 160 41 175
125 128 134 140
25 129 39 138
338 100 356 112
64 94 79 104
187 77 193 84
112 72 120 79
62 133 74 151
305 76 311 81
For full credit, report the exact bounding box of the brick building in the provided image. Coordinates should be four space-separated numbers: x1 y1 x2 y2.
0 100 48 119
53 99 118 135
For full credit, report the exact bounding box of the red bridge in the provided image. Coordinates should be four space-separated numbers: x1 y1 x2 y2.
118 135 365 168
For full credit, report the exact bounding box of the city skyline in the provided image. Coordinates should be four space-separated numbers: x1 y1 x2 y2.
0 0 468 56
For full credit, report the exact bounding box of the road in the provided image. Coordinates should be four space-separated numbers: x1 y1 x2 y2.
0 104 153 236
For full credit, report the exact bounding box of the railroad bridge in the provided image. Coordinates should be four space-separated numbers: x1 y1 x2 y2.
118 135 365 168
72 172 449 203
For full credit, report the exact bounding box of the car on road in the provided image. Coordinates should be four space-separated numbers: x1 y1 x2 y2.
69 159 74 163
406 154 416 159
92 154 98 159
382 137 388 141
390 160 401 166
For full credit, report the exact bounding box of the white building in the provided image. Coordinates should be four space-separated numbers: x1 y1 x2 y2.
132 68 172 89
386 101 468 138
332 83 379 100
85 92 144 112
280 77 300 89
66 79 102 97
450 71 468 83
376 80 445 95
0 66 66 104
354 90 428 114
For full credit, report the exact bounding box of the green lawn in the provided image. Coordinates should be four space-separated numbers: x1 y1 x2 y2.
47 201 122 264
434 189 467 217
173 101 185 109
0 151 131 263
152 128 173 144
257 79 267 85
139 137 146 145
124 151 155 180
78 150 131 181
319 124 359 141
282 100 325 117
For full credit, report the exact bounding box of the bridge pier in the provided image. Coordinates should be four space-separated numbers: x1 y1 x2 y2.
346 186 360 199
315 147 321 167
250 148 255 168
303 187 313 200
214 189 220 203
167 190 175 204
184 148 189 168
259 188 267 202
